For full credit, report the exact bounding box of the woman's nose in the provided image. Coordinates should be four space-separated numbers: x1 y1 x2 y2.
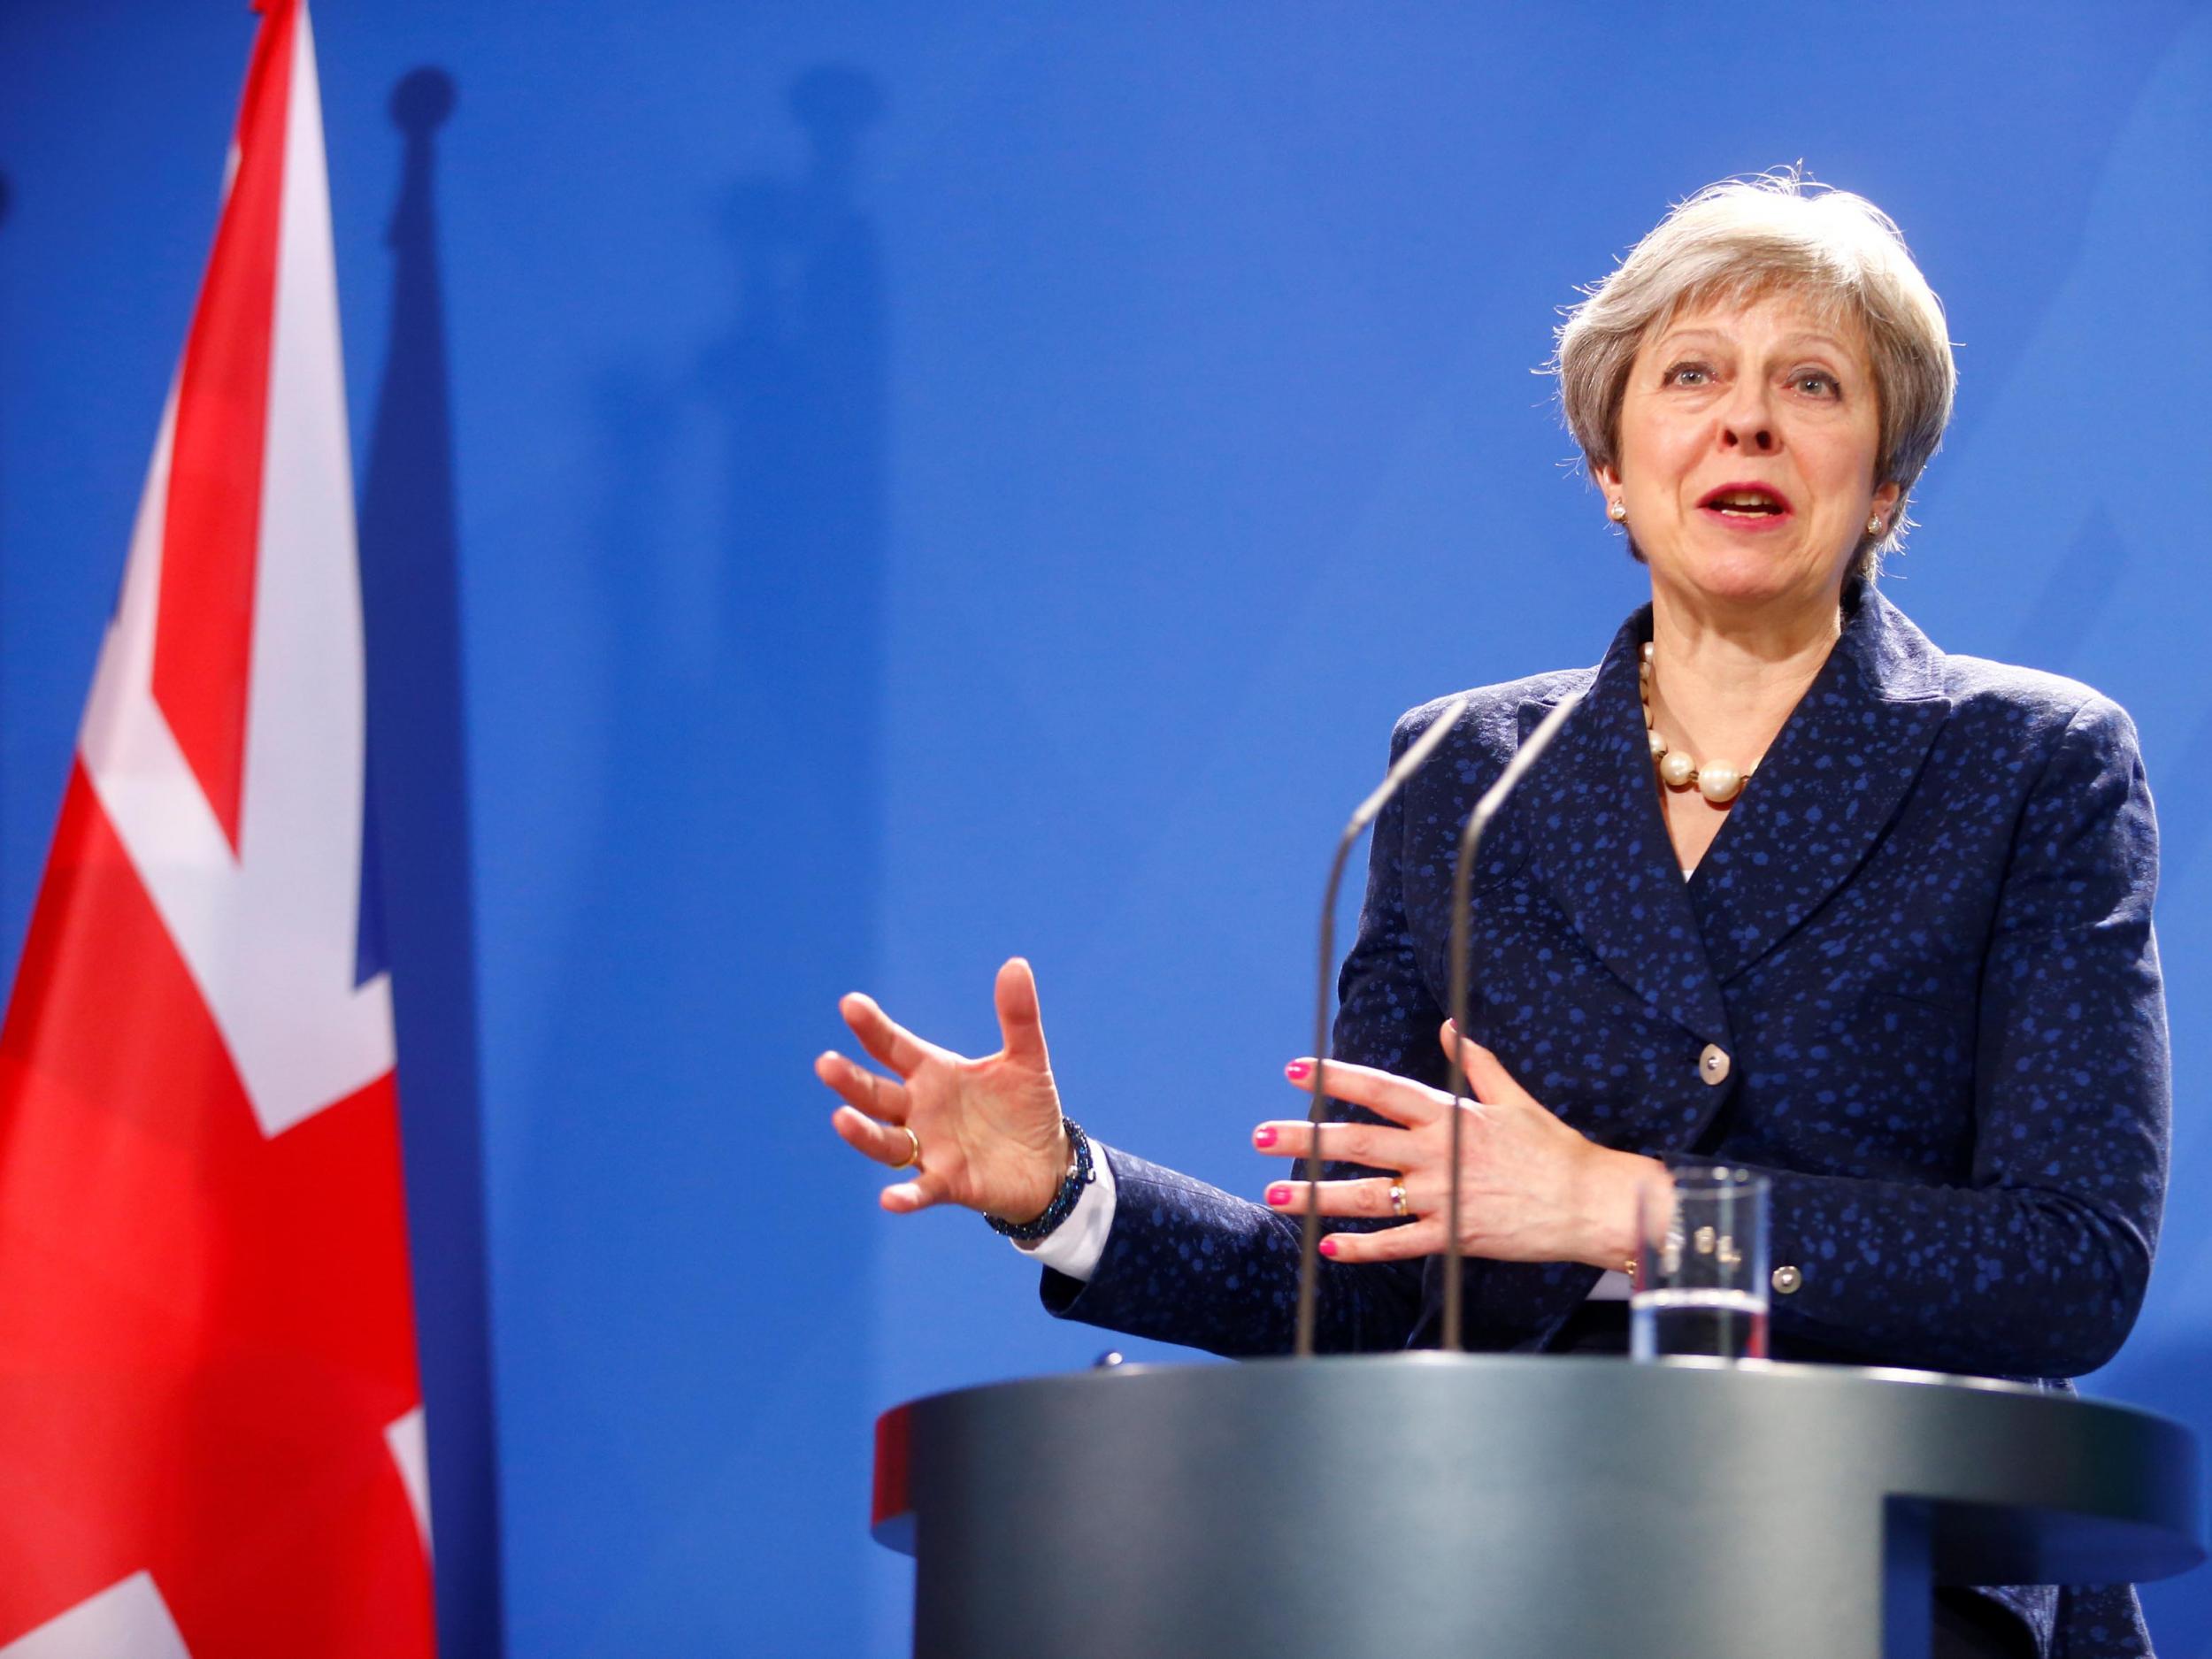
1717 385 1778 453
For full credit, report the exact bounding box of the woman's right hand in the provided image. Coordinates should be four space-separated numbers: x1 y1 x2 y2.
816 956 1071 1222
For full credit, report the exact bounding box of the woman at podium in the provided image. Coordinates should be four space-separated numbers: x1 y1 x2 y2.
817 173 2169 1659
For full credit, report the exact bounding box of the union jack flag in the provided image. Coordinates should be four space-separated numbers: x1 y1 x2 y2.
0 4 435 1652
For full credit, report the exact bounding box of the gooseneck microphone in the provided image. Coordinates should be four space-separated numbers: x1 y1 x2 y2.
1440 687 1585 1350
1294 694 1471 1359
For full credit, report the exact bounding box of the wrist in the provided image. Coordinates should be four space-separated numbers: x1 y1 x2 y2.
1007 1121 1073 1225
987 1121 1094 1243
1578 1148 1670 1271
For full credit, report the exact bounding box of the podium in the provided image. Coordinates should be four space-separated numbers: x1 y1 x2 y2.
872 1354 2202 1659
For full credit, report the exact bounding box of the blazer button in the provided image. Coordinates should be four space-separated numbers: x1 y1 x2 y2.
1698 1043 1731 1085
1772 1265 1802 1294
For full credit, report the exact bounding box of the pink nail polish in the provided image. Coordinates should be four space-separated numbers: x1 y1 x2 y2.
1266 1184 1291 1206
1285 1060 1313 1081
1318 1238 1340 1258
1254 1125 1278 1148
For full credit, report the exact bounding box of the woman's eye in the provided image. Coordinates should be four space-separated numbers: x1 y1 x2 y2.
1793 373 1839 397
1663 363 1711 388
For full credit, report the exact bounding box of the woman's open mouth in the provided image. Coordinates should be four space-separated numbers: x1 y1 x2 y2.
1696 484 1793 527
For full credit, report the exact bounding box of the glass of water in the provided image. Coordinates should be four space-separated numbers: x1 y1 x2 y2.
1631 1167 1770 1362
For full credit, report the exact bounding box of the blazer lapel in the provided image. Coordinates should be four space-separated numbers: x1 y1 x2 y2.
1520 615 1732 1048
1688 584 1952 984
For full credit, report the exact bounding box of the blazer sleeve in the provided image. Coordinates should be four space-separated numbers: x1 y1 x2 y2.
1038 708 1443 1356
1746 695 2170 1377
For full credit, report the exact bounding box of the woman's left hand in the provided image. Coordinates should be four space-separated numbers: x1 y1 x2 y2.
1253 1023 1667 1271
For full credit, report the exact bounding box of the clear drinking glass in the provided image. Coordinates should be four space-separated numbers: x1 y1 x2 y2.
1630 1167 1770 1362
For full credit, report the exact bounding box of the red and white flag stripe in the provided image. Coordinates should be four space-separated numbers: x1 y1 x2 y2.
0 3 434 1653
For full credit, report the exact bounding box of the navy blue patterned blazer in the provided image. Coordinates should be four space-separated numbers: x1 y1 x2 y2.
1044 583 2170 1657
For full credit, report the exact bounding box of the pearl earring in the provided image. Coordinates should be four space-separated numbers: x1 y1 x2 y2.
1867 515 1884 537
1608 500 1628 523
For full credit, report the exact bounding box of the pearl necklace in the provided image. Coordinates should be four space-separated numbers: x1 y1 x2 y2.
1639 641 1753 805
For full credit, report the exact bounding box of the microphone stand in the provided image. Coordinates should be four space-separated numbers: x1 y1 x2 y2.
1440 687 1584 1350
1294 695 1471 1359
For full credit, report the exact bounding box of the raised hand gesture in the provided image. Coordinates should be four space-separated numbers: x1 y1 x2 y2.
816 957 1071 1223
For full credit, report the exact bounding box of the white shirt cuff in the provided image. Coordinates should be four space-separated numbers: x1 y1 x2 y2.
1012 1140 1118 1280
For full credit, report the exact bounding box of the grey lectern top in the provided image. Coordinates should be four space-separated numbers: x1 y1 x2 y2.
872 1355 2202 1659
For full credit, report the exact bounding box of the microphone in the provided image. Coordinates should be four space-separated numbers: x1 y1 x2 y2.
1440 687 1586 1350
1294 693 1471 1359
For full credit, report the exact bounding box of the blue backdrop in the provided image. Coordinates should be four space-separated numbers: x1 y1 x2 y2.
1 3 2208 1655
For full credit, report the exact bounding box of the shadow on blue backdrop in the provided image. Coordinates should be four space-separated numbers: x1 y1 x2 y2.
355 66 507 1659
496 63 890 1653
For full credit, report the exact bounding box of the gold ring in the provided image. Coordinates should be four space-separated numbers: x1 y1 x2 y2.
1389 1182 1409 1219
891 1125 922 1171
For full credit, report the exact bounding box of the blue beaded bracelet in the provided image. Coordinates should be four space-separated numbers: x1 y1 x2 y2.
985 1119 1094 1242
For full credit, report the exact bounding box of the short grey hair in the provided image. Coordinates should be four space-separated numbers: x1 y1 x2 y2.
1554 171 1955 580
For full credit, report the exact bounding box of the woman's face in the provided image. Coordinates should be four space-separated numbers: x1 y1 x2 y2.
1597 288 1901 619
